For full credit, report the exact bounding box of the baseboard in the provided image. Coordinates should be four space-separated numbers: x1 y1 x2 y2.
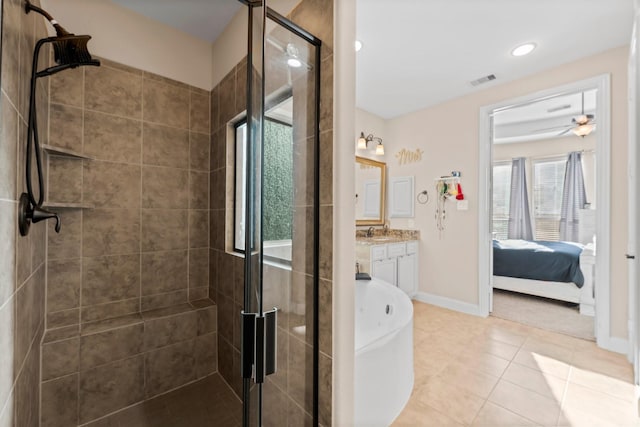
414 292 484 317
598 335 629 355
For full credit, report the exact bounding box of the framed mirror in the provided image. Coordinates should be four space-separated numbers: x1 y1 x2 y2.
355 156 386 225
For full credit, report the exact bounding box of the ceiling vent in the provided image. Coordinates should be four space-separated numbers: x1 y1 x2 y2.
470 74 496 87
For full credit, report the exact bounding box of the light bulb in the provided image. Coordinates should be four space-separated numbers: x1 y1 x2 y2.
375 143 385 156
355 40 363 52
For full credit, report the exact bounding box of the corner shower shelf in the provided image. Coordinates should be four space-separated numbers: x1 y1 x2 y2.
42 144 93 160
42 202 94 210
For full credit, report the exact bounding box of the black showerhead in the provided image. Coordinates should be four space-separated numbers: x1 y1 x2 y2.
51 34 101 69
25 1 100 77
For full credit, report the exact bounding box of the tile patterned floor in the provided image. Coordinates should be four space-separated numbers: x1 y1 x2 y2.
85 374 241 427
393 301 639 427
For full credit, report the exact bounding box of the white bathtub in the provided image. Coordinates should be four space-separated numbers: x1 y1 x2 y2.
355 277 414 426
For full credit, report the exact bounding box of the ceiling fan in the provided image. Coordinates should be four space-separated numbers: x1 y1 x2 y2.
528 91 596 137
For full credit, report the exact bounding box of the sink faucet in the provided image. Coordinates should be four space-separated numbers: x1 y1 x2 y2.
366 226 375 238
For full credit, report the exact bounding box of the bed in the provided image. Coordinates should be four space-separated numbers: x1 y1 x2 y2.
492 239 595 316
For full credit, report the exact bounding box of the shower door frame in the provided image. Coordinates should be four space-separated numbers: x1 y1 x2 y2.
239 1 322 425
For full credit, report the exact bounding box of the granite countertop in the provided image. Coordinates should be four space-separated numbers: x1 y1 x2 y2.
355 229 420 245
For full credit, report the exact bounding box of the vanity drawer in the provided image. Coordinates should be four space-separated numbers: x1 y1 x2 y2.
406 241 418 254
387 243 406 258
371 245 387 261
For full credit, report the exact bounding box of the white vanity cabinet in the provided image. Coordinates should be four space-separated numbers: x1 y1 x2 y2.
359 240 419 296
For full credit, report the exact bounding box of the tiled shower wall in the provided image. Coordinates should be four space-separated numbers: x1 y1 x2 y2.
0 0 50 426
39 59 217 425
209 0 334 424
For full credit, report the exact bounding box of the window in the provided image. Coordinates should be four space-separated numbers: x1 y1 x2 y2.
234 108 294 264
492 162 511 239
532 157 566 241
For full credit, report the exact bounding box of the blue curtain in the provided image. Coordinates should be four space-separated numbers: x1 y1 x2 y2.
560 151 587 242
508 157 533 240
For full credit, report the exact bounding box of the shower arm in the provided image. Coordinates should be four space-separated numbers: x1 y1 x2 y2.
25 0 71 36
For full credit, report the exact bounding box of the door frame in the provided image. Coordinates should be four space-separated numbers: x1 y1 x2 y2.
477 74 615 351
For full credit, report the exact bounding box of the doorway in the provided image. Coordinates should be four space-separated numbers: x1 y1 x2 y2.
478 75 612 348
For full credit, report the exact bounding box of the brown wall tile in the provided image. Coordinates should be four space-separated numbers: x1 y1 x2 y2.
48 210 82 260
83 161 141 209
42 337 79 381
141 250 188 295
47 308 79 329
195 304 217 336
50 66 83 108
83 209 140 257
49 103 83 153
0 94 18 200
142 123 189 168
14 267 45 374
190 90 210 133
143 311 197 351
15 339 42 427
190 132 210 171
84 111 142 163
79 355 145 424
81 298 139 323
80 323 144 370
82 255 140 306
41 374 78 427
85 66 142 119
195 333 217 378
144 340 196 397
0 293 14 412
189 248 209 290
141 209 188 252
142 166 188 209
47 258 81 313
47 157 83 204
143 79 189 129
1 0 21 104
0 201 16 307
190 171 209 209
141 290 188 312
188 210 209 249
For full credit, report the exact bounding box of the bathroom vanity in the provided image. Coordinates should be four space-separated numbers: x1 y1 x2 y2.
356 232 419 297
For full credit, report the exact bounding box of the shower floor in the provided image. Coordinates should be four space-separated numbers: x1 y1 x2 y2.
87 374 241 427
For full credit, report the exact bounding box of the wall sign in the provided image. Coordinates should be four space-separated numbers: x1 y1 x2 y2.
396 148 424 165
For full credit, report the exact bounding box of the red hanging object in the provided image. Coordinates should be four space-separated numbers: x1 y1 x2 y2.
455 183 464 200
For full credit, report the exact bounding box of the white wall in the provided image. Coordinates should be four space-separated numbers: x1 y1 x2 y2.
369 47 629 339
42 0 213 89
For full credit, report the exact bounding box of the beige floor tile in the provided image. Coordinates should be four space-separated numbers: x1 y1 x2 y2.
483 325 528 347
457 349 511 377
471 402 538 426
469 337 520 361
559 382 640 427
502 362 567 401
436 361 500 399
512 347 572 380
572 347 634 383
568 365 635 403
521 336 574 363
392 400 463 427
413 377 485 425
488 380 561 426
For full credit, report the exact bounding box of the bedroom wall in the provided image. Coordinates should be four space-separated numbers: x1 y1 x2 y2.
493 135 597 209
377 46 629 341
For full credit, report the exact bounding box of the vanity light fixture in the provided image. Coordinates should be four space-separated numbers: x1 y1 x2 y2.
511 42 536 57
358 131 385 156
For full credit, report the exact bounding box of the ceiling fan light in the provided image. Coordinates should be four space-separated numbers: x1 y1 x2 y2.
574 114 589 125
375 142 385 155
572 123 593 137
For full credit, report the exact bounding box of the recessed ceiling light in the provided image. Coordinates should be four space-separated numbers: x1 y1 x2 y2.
355 40 363 52
511 43 536 57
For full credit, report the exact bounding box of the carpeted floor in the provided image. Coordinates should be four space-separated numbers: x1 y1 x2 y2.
491 289 595 341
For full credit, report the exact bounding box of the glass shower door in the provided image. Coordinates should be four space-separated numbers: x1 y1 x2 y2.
241 1 321 425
